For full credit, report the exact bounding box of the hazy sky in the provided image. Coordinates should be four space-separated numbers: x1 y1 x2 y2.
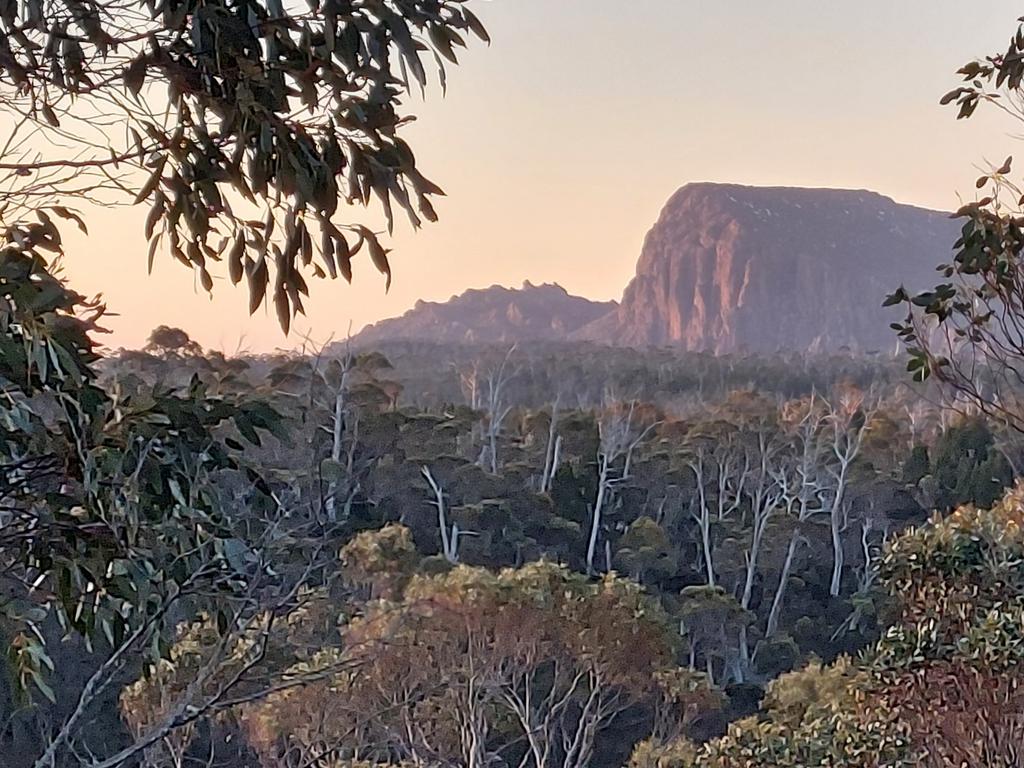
61 1 1024 353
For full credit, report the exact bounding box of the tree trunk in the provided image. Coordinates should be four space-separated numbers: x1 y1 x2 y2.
423 467 456 563
325 385 346 521
586 458 609 576
766 532 800 637
829 468 849 597
690 473 716 587
741 521 766 610
488 428 498 475
736 626 749 683
541 402 560 492
548 435 562 492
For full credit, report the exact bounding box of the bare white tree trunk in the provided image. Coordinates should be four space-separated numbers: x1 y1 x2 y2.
476 346 517 474
740 460 780 610
766 532 800 638
540 397 561 492
737 429 783 677
767 400 828 635
324 375 347 521
687 455 716 587
587 398 659 577
586 456 610 577
318 338 354 523
826 395 869 597
829 489 846 597
341 412 361 519
488 428 499 474
422 466 459 563
548 435 562 492
857 519 888 593
686 435 746 588
458 362 481 410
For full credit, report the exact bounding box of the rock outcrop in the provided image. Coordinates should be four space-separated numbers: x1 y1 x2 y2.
574 183 957 353
353 281 616 346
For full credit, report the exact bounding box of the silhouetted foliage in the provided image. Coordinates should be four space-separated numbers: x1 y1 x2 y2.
0 0 489 330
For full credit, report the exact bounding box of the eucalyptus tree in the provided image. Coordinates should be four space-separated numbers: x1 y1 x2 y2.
539 392 563 493
476 345 518 475
683 423 748 589
587 398 659 576
887 15 1024 436
0 0 489 330
245 560 679 768
0 230 351 766
734 419 787 677
421 464 461 563
824 391 871 596
766 399 830 638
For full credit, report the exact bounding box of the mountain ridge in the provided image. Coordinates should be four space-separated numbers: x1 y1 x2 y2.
352 281 616 346
353 183 958 353
573 182 957 353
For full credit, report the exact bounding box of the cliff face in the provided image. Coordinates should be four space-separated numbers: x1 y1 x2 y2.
353 282 616 346
575 183 957 353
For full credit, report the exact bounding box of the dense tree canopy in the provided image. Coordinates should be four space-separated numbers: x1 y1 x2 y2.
2 292 1020 766
629 483 1024 767
244 560 700 768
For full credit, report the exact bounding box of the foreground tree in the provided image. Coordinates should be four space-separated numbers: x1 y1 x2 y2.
246 558 681 768
637 483 1024 767
891 15 1024 432
0 0 488 330
0 239 347 765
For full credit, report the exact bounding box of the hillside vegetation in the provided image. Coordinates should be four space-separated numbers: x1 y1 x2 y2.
3 316 1018 766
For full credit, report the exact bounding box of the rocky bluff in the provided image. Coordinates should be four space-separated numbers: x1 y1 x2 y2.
574 183 956 353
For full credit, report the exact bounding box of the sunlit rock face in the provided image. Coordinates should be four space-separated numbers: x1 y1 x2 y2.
575 183 957 354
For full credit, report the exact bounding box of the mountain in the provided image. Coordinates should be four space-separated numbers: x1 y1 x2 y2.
352 281 616 346
574 183 957 353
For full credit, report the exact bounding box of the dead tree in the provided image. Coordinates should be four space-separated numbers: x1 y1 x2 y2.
587 399 659 576
735 427 786 675
684 432 747 588
540 394 562 493
825 392 871 597
766 402 829 637
422 466 462 564
323 350 354 523
476 346 518 475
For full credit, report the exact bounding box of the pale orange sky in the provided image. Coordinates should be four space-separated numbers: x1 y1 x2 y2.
61 1 1024 353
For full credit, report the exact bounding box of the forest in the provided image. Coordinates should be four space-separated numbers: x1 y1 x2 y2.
1 1 1024 767
2 310 1022 766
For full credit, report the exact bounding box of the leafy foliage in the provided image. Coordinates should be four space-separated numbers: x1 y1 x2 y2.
0 244 275 695
889 17 1024 435
0 0 488 330
0 237 363 768
246 559 683 768
669 483 1024 767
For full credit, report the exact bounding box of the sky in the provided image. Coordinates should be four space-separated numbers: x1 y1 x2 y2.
59 1 1024 353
